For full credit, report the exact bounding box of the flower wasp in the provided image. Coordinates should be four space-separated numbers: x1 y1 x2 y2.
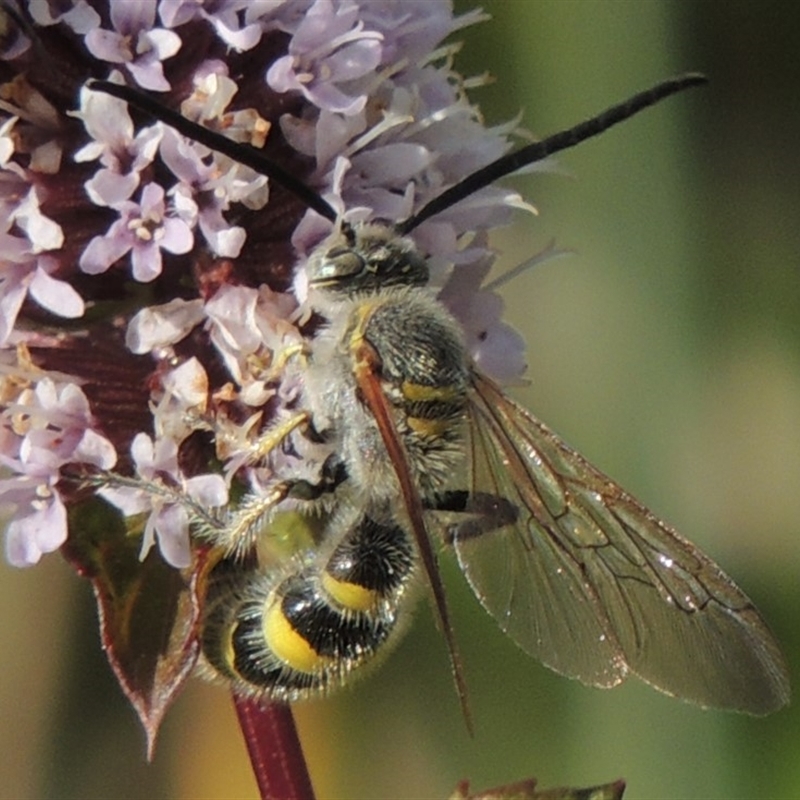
90 73 790 717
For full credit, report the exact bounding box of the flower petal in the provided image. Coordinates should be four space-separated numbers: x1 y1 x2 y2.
185 474 228 508
160 217 194 255
5 492 68 567
154 504 191 569
126 298 205 353
79 228 132 274
29 266 85 319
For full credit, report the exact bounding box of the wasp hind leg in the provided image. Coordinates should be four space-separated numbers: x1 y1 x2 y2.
433 490 520 545
200 453 349 558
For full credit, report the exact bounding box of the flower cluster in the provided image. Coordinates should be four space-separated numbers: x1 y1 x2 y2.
1 0 534 575
0 356 116 566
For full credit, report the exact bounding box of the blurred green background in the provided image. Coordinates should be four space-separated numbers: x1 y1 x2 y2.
2 1 798 798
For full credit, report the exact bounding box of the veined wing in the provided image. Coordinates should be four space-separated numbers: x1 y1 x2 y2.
454 372 789 713
352 334 472 729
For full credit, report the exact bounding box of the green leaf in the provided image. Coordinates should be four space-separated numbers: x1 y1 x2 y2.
62 497 206 758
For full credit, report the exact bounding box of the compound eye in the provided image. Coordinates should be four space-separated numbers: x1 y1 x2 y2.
318 248 365 282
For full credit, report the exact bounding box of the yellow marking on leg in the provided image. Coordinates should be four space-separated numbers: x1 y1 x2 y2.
223 482 291 554
322 572 379 612
347 302 379 349
249 411 310 462
265 343 307 381
262 599 325 673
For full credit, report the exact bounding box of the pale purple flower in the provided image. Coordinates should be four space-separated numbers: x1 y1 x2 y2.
170 64 272 159
2 477 69 568
0 258 85 344
361 0 485 64
279 105 365 166
204 283 302 406
125 297 206 354
14 380 117 472
346 142 435 218
0 378 117 566
84 0 182 91
160 127 270 258
178 62 237 124
99 433 227 568
29 0 102 34
10 185 64 252
157 357 210 429
2 0 537 566
75 83 162 205
79 182 193 282
159 0 265 51
0 189 83 343
266 0 383 115
439 243 523 383
454 284 528 384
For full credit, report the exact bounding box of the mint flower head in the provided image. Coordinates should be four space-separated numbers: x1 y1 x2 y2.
0 0 533 751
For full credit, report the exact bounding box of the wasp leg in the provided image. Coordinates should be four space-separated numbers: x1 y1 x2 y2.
284 455 349 502
268 342 307 377
433 490 520 545
206 481 294 556
203 455 350 556
247 411 312 465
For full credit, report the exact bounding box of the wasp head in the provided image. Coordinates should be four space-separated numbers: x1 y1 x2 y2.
305 221 429 298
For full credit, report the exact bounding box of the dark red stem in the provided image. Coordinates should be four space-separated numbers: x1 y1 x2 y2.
233 695 316 800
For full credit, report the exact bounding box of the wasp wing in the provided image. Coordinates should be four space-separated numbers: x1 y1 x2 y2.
453 372 789 713
352 336 473 729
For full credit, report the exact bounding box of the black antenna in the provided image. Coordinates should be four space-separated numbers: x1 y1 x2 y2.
398 72 707 235
88 73 707 237
86 79 339 224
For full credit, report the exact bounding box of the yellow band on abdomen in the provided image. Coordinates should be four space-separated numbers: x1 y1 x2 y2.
262 599 324 673
406 416 449 438
401 381 461 403
322 571 379 612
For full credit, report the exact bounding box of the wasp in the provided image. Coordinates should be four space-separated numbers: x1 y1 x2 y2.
91 74 790 716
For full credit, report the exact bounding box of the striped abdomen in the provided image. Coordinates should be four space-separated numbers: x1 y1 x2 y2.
201 512 416 700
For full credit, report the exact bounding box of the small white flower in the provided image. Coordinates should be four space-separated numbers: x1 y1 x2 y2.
99 433 227 568
84 0 182 91
0 377 116 567
79 182 194 281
